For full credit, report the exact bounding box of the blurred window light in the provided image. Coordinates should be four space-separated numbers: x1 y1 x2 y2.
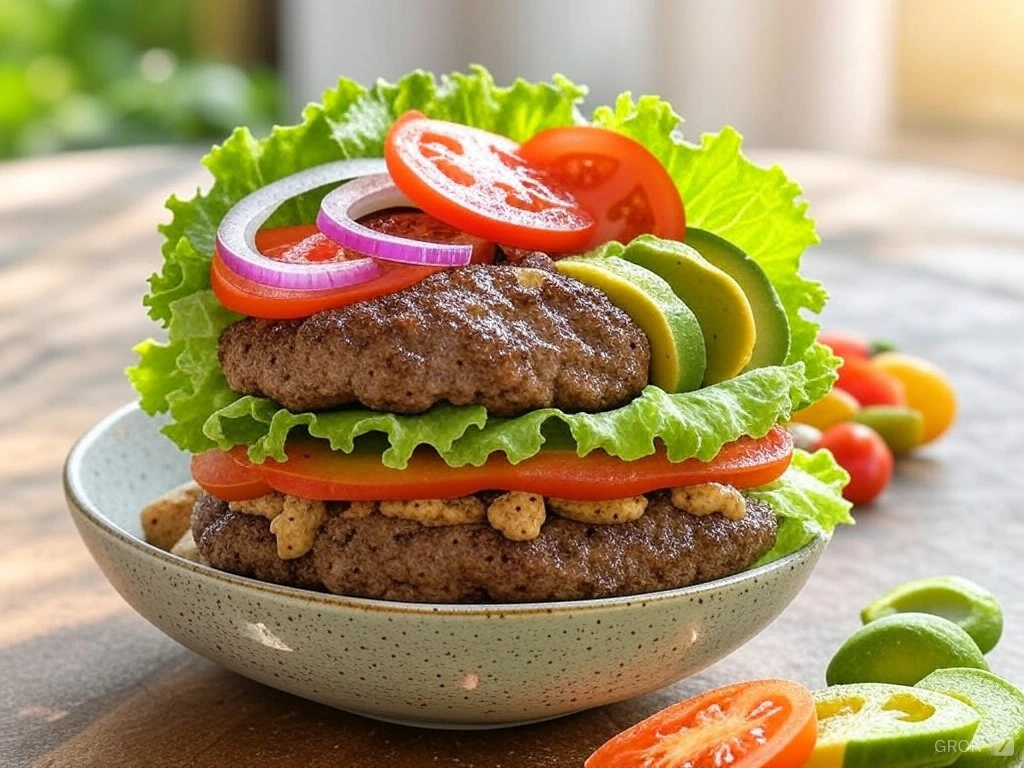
897 0 1024 135
138 48 177 84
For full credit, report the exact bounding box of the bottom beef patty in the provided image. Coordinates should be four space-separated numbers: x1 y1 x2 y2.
192 492 777 602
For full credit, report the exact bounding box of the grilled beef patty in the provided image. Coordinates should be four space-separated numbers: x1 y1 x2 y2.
191 492 777 603
218 258 650 417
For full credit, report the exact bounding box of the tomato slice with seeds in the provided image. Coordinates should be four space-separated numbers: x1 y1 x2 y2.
385 111 595 253
586 679 817 768
519 126 685 248
204 427 792 503
190 450 273 501
211 244 435 320
211 214 494 320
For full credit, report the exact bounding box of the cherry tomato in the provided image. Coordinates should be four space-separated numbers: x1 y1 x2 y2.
191 450 272 501
815 422 894 506
385 111 594 252
586 679 817 768
211 214 495 319
222 427 794 502
518 126 685 248
819 330 872 362
836 357 907 407
872 352 957 444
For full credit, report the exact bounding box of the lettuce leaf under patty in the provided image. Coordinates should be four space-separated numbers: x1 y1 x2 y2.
128 66 839 468
748 449 854 565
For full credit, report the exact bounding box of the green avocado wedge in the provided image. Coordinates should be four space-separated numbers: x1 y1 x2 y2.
684 227 791 371
862 576 1004 654
809 683 980 768
555 256 707 392
615 235 756 385
917 668 1024 767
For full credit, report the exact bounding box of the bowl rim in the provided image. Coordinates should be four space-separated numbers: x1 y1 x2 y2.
65 402 828 617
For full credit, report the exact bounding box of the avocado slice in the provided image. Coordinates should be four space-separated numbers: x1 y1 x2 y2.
618 235 756 385
684 228 791 370
555 256 707 392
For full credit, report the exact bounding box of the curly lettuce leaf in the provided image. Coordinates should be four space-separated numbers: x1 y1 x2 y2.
204 362 809 467
748 449 854 566
129 66 838 466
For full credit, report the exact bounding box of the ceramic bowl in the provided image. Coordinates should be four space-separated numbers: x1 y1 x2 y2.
65 403 828 729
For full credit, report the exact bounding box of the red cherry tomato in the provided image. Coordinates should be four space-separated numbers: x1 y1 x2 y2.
815 422 894 505
518 126 685 248
385 111 594 252
836 357 907 407
819 330 872 362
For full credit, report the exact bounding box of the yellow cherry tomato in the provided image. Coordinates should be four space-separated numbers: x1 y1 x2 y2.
791 388 860 431
872 352 957 443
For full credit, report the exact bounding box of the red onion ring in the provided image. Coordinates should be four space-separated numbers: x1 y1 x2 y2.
317 174 474 266
215 159 387 291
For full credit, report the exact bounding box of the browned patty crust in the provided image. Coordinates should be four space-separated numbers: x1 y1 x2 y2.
191 492 777 603
218 258 651 417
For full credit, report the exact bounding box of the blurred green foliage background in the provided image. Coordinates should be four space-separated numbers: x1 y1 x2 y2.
0 0 281 159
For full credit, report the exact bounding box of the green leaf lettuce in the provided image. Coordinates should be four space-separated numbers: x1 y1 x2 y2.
749 449 855 565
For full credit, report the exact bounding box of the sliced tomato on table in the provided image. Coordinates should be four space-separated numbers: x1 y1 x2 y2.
203 427 793 502
385 111 595 252
211 214 494 319
191 450 273 501
586 679 817 768
520 126 686 248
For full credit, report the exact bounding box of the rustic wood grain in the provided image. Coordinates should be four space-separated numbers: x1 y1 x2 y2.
1 146 1023 767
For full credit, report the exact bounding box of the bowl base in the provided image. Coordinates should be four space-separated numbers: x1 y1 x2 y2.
345 709 580 730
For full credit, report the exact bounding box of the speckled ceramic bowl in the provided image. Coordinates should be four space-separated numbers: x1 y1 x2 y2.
65 403 828 728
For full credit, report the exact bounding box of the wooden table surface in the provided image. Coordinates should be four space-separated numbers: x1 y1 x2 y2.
2 146 1023 767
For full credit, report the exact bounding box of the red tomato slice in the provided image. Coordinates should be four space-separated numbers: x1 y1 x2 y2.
211 250 436 319
211 214 495 319
256 225 345 263
520 126 685 248
222 427 792 502
586 679 817 768
191 449 273 501
385 111 595 252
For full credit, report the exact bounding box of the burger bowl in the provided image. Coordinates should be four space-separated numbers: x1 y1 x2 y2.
65 403 828 728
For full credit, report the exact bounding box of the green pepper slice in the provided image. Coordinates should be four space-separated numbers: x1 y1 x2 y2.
808 683 979 768
918 668 1024 767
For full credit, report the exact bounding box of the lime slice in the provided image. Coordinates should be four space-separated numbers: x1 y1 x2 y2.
917 668 1024 767
827 613 988 687
863 576 1003 654
808 683 980 768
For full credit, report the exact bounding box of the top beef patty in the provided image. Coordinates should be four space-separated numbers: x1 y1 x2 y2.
219 258 651 416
